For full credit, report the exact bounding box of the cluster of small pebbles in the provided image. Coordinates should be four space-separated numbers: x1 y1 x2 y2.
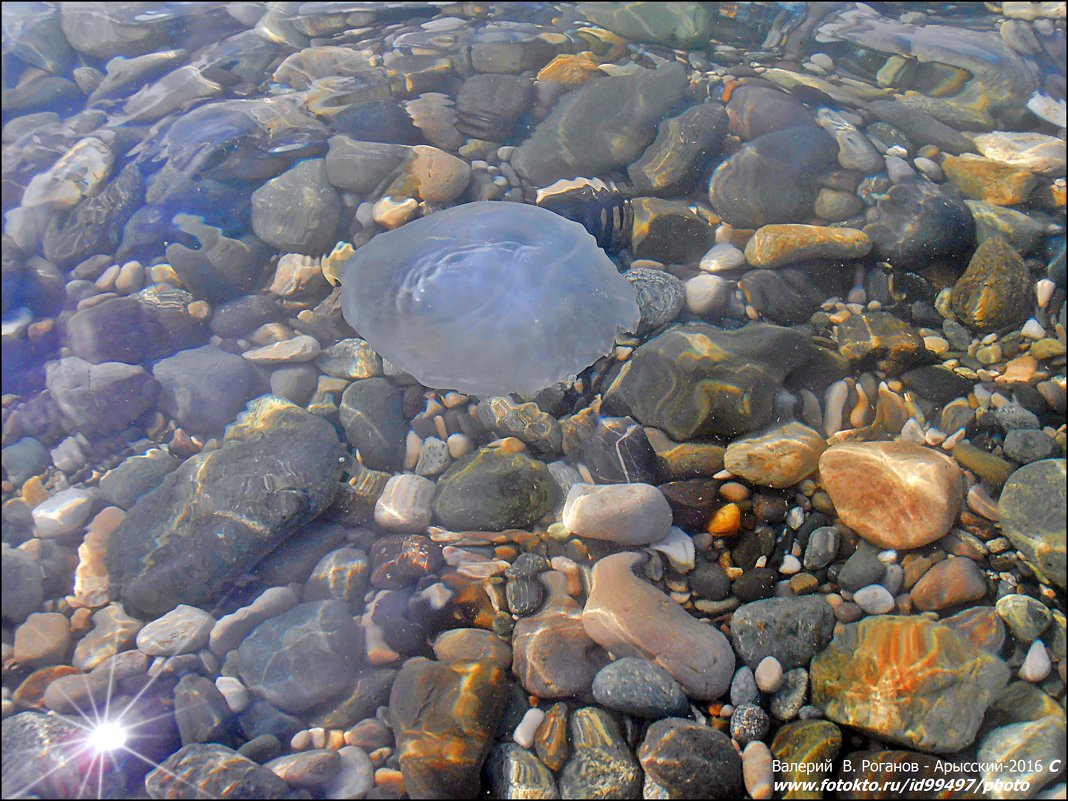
2 1 1067 800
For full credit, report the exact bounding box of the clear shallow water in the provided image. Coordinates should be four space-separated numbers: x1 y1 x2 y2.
1 3 1066 800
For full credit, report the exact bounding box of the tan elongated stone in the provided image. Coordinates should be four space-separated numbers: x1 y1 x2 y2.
743 224 870 269
581 552 734 700
724 421 826 489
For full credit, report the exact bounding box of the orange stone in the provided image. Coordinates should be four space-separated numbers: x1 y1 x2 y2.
910 556 988 611
811 617 1010 753
943 154 1038 206
818 442 963 549
708 503 742 536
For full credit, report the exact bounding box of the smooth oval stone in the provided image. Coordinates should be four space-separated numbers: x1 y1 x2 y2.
340 202 639 397
743 225 871 269
591 657 690 719
582 552 735 700
724 422 827 489
562 482 672 545
819 442 963 550
997 459 1066 589
638 717 744 799
951 237 1031 332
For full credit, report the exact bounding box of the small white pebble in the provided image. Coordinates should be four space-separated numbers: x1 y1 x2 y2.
925 427 947 446
291 730 311 750
853 584 896 615
778 554 802 576
754 656 784 693
877 550 898 565
1036 279 1055 308
1019 640 1052 682
742 741 774 800
215 676 250 714
309 727 327 749
899 417 926 443
942 428 967 450
885 144 909 158
513 707 545 749
754 556 768 569
785 507 805 530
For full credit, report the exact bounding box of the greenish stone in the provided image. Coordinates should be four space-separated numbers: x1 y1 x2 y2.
952 441 1014 488
770 720 841 799
603 322 820 440
995 594 1052 643
432 445 557 531
997 459 1066 588
950 238 1031 333
577 2 712 48
1031 337 1067 360
339 378 407 472
965 200 1047 255
836 311 924 376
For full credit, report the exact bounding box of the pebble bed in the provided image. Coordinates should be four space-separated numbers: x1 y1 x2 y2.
1 2 1066 800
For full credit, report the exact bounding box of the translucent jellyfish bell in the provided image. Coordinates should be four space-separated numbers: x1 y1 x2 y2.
340 201 639 397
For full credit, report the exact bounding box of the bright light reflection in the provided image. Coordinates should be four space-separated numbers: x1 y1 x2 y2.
86 719 129 754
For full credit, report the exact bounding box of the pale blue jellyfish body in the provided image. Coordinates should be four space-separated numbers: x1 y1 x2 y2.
340 201 639 396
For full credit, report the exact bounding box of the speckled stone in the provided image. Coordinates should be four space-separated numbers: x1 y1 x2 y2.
819 441 963 550
811 617 1010 753
995 594 1052 643
592 657 689 719
485 743 558 800
998 459 1066 588
638 717 744 799
559 707 642 799
731 596 835 670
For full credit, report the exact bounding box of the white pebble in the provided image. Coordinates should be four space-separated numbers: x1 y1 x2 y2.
1021 318 1046 340
372 196 418 229
685 273 729 314
877 550 898 564
913 157 944 182
885 144 909 158
321 746 374 800
32 488 93 538
809 52 834 70
785 507 805 530
900 417 926 443
647 526 697 573
754 656 784 693
699 242 746 273
1019 640 1052 682
1036 278 1055 308
778 554 802 576
853 584 896 615
513 707 545 749
446 432 472 459
942 428 967 450
215 676 250 713
742 741 774 800
309 727 327 749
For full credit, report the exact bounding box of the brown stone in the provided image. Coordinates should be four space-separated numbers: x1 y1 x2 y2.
943 154 1038 206
819 442 963 550
950 238 1031 333
645 427 726 480
390 658 509 799
743 224 871 269
910 556 988 611
811 617 1010 753
724 422 827 489
534 702 570 773
432 628 512 669
513 572 609 698
13 612 71 667
582 552 734 700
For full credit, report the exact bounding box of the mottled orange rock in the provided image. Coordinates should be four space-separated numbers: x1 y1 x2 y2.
910 556 988 611
743 224 871 269
942 153 1038 206
536 53 602 87
724 421 827 489
818 441 963 549
811 617 1010 753
708 502 741 536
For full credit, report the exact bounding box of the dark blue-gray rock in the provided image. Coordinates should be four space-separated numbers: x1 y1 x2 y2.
868 99 972 155
837 540 886 591
42 163 144 269
864 179 974 269
803 526 840 571
305 667 398 730
145 743 291 799
269 363 318 406
252 158 340 255
730 666 759 707
45 356 159 437
573 415 657 484
625 267 685 336
726 84 817 141
995 402 1041 432
708 126 837 229
1 544 44 623
238 698 303 744
210 294 286 339
603 323 824 440
485 743 559 800
998 459 1066 589
592 657 689 719
730 701 770 745
511 62 687 186
629 197 717 265
98 449 179 509
637 717 744 800
324 136 411 195
731 596 836 669
175 674 236 746
106 396 345 617
559 706 642 799
237 600 364 714
732 567 778 602
1003 430 1055 464
900 365 974 407
303 547 370 613
628 102 729 196
740 268 825 327
2 437 49 487
455 73 535 141
166 214 273 305
339 378 407 471
689 561 731 602
153 346 258 434
3 711 126 799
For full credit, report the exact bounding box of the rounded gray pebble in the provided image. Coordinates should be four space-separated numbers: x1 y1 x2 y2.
729 702 769 746
592 657 690 719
